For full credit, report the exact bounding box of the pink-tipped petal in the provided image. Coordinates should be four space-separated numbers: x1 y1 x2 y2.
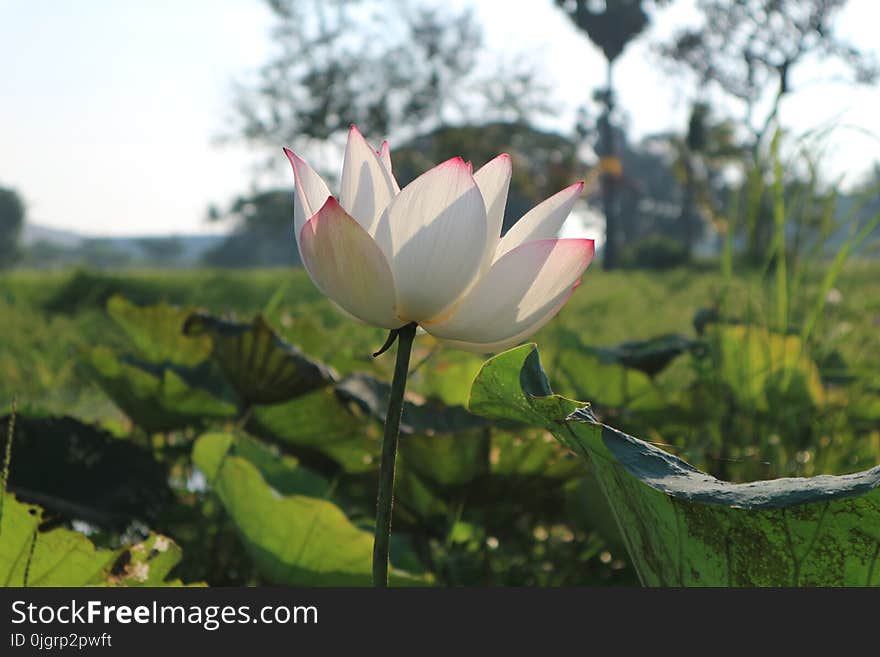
283 147 332 255
339 125 398 235
495 181 585 261
473 154 512 249
436 280 581 353
424 238 594 344
373 157 489 322
299 196 403 329
377 140 400 194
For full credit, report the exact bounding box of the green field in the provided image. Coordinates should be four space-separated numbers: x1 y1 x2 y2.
1 264 878 586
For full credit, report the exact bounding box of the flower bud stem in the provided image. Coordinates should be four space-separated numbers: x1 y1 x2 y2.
372 321 417 587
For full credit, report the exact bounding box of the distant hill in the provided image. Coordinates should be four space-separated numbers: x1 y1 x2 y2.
21 223 84 248
20 223 226 268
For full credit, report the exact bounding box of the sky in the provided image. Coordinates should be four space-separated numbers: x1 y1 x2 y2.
1 0 879 237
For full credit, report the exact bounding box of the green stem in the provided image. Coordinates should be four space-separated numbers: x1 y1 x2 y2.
372 322 417 587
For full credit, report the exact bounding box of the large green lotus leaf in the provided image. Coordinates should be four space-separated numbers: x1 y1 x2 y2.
469 344 880 586
399 432 488 488
193 431 330 499
490 428 583 483
852 393 880 424
591 334 695 378
336 372 488 436
183 313 337 406
412 344 485 406
104 533 198 587
247 387 380 474
542 327 666 411
192 432 427 586
106 295 213 367
84 347 236 433
393 467 450 522
1 414 170 529
0 492 190 586
338 372 496 491
709 324 825 410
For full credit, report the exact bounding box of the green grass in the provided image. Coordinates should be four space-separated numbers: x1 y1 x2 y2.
1 263 878 421
1 263 878 587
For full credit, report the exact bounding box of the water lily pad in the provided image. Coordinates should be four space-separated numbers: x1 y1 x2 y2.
183 313 337 406
592 334 695 378
469 344 880 586
248 387 380 474
0 492 189 586
708 324 825 409
84 347 237 433
1 414 170 529
336 372 488 435
192 432 427 586
106 295 212 366
542 327 666 411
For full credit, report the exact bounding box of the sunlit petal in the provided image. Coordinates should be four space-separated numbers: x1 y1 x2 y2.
283 147 332 256
339 125 397 234
424 238 594 344
377 140 400 194
473 153 512 249
495 182 584 261
374 157 489 321
299 196 403 329
434 281 581 353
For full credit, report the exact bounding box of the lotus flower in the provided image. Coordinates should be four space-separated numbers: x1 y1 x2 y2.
283 125 594 352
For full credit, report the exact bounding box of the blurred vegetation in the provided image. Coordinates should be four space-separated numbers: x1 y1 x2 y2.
1 247 878 584
0 185 25 269
556 0 674 269
4 0 880 587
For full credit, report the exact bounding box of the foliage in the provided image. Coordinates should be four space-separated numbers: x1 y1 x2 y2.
0 490 190 586
0 263 877 586
230 0 548 163
202 190 300 268
2 414 170 530
0 185 25 269
136 238 186 266
624 236 689 270
661 0 878 148
192 431 426 585
183 313 337 407
469 344 880 586
554 0 671 63
554 0 672 270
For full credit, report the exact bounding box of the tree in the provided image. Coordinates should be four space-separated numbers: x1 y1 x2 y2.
202 191 297 268
0 186 25 268
555 0 672 270
76 239 134 269
652 102 746 259
661 0 878 155
661 1 878 264
230 0 549 164
137 238 185 266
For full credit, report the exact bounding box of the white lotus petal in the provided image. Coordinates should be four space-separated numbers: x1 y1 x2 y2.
299 196 403 329
339 125 397 234
377 140 400 194
495 182 584 261
373 157 489 322
474 153 512 248
283 147 332 257
435 281 581 353
424 238 594 344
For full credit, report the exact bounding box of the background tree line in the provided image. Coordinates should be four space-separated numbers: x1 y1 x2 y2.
6 0 878 271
